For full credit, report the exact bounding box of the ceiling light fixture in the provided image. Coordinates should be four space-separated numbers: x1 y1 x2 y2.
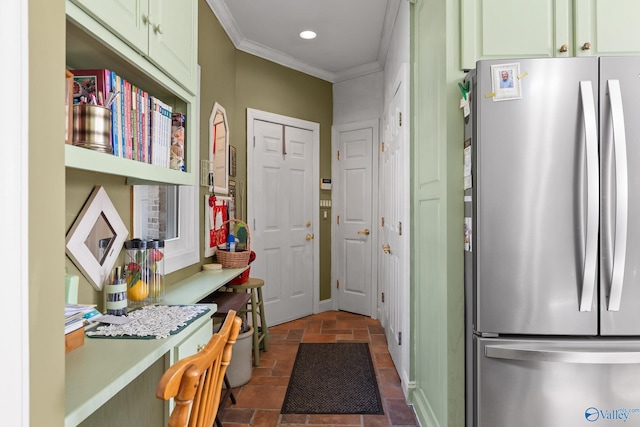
299 30 317 40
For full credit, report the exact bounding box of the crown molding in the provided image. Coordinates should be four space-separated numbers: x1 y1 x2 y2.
206 0 387 84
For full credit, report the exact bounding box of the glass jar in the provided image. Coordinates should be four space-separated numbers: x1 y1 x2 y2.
124 239 149 307
146 239 165 303
104 266 127 316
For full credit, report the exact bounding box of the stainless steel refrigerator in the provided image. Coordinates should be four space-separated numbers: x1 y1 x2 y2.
464 57 640 427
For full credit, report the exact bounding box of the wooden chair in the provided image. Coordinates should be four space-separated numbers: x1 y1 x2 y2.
156 310 242 427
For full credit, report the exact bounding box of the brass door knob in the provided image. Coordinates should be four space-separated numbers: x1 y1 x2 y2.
582 42 591 50
382 244 391 254
306 234 314 241
559 44 568 53
357 228 370 235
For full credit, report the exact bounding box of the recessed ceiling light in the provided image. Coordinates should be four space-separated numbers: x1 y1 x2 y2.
299 30 317 40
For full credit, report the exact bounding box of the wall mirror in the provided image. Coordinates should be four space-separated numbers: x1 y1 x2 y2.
66 186 128 290
209 102 229 195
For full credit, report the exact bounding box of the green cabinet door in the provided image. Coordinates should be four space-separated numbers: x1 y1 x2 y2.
461 0 572 70
148 0 198 93
574 0 640 56
70 0 148 54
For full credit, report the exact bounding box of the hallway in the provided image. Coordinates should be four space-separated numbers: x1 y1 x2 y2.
220 311 418 427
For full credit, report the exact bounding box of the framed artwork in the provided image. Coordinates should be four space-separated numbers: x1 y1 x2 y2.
209 103 229 195
491 62 522 101
229 145 237 177
65 70 74 144
65 186 128 290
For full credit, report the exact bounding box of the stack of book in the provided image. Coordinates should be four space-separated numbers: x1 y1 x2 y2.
71 68 186 170
65 304 102 353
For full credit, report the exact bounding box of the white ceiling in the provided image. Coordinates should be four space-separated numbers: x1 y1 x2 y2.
206 0 401 83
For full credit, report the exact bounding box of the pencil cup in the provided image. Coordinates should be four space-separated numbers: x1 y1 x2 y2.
73 104 112 153
104 267 127 316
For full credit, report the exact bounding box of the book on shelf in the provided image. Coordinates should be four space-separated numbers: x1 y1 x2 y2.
171 112 186 171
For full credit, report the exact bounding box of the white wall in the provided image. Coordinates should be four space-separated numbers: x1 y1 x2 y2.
384 1 410 106
333 71 383 125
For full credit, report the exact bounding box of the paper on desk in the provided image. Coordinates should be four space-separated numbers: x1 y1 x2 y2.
97 315 134 325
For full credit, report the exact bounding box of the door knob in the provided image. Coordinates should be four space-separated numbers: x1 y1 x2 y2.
306 234 314 241
357 229 370 235
382 244 391 254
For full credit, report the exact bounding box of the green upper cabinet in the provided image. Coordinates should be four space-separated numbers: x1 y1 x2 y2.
461 0 570 69
461 0 640 70
70 0 197 94
574 0 640 57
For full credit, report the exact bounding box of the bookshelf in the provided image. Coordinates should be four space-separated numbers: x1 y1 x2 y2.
65 1 197 186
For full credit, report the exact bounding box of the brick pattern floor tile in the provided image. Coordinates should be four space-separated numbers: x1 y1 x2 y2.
220 311 418 427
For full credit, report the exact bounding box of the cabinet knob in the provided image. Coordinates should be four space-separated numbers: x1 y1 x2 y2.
559 44 568 53
197 344 205 352
142 15 153 26
582 42 591 51
305 234 314 241
357 228 370 235
382 244 391 254
154 24 164 35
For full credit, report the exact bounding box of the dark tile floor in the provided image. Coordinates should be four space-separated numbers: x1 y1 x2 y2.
220 311 419 427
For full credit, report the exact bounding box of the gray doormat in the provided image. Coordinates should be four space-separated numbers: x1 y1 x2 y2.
281 343 384 414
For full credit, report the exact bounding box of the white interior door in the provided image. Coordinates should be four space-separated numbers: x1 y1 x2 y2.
333 121 378 316
380 67 409 370
248 110 319 326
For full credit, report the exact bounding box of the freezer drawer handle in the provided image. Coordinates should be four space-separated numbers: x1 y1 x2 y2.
486 345 640 364
578 81 599 312
605 80 628 312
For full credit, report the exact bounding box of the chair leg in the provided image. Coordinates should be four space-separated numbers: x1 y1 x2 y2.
216 373 235 427
250 288 260 366
256 286 269 351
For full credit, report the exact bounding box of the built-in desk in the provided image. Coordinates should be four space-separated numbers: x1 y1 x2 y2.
65 267 248 427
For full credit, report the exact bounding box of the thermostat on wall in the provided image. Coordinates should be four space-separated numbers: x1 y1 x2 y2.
320 178 332 190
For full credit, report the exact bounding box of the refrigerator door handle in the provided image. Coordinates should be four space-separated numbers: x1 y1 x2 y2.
579 81 599 312
486 344 640 364
606 80 628 312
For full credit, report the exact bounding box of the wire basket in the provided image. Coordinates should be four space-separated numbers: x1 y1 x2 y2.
215 219 251 268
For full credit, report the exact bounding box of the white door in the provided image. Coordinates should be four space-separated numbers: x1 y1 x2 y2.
380 65 410 375
333 121 378 316
248 110 319 326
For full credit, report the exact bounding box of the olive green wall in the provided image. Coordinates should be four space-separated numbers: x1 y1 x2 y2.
234 51 333 300
31 0 66 425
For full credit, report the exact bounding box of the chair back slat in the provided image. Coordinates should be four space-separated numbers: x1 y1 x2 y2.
157 310 242 427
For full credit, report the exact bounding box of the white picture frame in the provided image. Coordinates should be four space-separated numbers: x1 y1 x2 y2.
66 186 128 290
491 62 522 101
209 102 229 195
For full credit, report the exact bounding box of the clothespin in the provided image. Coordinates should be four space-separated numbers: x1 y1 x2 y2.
458 81 470 101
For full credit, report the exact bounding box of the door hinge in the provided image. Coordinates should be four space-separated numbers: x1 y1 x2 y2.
398 331 402 345
381 216 385 227
337 215 340 225
337 150 341 160
398 221 402 236
398 112 402 127
381 142 385 153
337 279 340 289
381 292 385 303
